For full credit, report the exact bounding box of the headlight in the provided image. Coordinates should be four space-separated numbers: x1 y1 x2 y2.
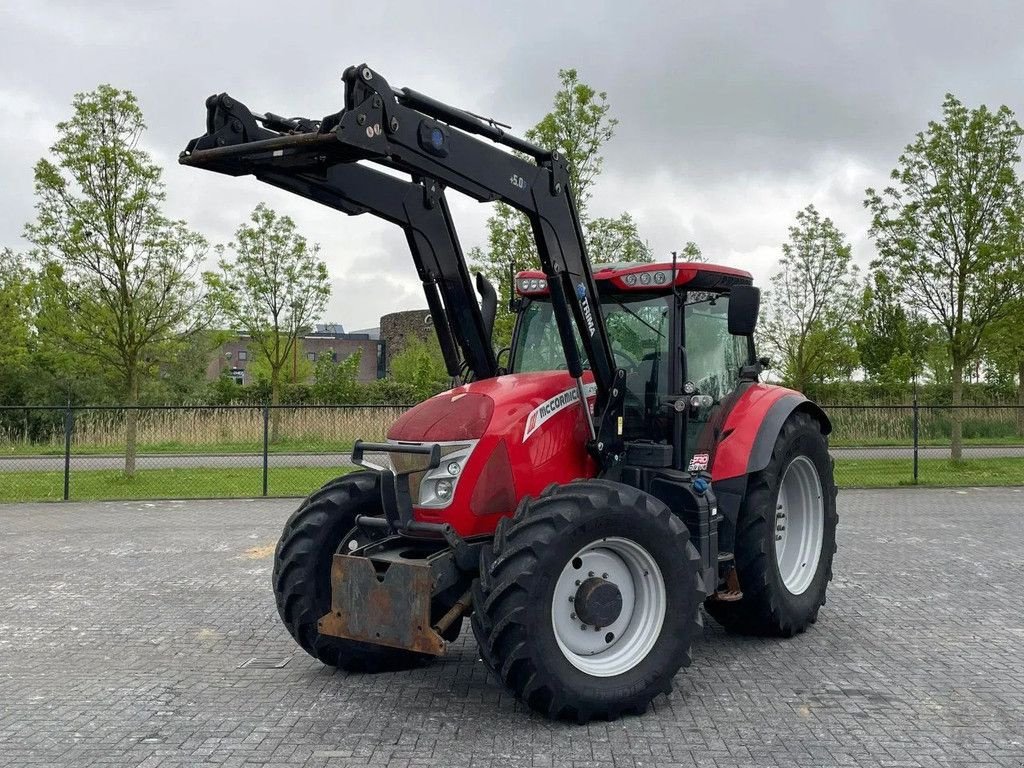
418 442 476 508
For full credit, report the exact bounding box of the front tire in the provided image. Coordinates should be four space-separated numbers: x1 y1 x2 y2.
471 479 704 722
272 472 429 671
705 411 838 636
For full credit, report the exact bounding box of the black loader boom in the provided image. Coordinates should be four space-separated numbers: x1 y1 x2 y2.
180 64 626 465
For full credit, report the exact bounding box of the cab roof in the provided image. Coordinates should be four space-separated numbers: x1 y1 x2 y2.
514 261 753 297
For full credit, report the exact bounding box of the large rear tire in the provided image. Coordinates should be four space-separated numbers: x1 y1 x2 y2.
705 411 838 636
272 472 429 671
471 479 704 722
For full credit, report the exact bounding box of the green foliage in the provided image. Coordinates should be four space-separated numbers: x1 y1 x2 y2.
311 349 363 403
586 213 654 265
0 249 33 403
853 270 931 385
205 203 330 406
245 337 314 388
389 337 450 400
866 94 1024 456
24 84 209 407
678 241 707 263
759 205 860 392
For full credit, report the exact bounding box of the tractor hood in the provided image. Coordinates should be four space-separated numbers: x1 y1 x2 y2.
388 370 595 443
387 371 599 537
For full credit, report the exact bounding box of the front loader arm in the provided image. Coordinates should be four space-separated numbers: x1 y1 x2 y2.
180 95 496 380
180 64 626 465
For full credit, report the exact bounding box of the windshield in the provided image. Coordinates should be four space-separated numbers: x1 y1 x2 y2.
513 294 671 377
512 294 671 438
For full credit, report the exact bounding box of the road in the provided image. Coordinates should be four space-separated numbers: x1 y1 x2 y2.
1 489 1021 767
1 444 1023 472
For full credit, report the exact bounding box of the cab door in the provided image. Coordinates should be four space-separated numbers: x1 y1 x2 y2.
682 291 753 471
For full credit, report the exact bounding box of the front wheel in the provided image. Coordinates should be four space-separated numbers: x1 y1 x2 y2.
272 472 429 671
705 411 838 636
471 480 704 722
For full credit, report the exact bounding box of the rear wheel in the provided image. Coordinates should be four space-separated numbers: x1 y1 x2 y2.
471 479 704 722
705 411 838 636
272 472 429 671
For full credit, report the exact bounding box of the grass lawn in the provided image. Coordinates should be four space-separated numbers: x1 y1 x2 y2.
0 438 355 457
2 458 1021 503
0 466 354 502
835 456 1024 488
830 435 1024 448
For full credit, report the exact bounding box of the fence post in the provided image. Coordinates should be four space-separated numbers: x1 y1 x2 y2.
63 401 73 501
262 405 270 497
912 397 919 485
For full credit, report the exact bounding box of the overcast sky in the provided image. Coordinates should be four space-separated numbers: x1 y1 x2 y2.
2 1 1022 330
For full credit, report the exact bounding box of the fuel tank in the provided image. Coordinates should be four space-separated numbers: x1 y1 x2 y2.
386 371 598 537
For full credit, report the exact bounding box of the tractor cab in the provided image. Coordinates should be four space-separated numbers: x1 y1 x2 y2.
511 261 756 466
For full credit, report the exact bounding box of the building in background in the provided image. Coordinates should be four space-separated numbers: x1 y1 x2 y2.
207 323 385 385
379 309 435 371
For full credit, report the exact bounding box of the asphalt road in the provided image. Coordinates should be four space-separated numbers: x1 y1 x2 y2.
3 444 1024 472
1 488 1022 767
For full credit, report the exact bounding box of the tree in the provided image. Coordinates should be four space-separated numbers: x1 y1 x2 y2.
982 301 1024 433
472 68 651 346
865 94 1024 459
677 241 707 263
759 206 860 393
311 348 364 404
0 249 32 403
854 270 930 386
389 337 450 401
205 203 330 438
25 85 208 476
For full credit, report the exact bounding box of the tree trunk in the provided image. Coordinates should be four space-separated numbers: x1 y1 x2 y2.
270 365 281 444
950 359 964 462
124 368 139 478
1017 358 1024 438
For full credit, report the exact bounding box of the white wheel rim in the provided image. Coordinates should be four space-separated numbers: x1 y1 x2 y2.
774 455 824 595
550 537 666 677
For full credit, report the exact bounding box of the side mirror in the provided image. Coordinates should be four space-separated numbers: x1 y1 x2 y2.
728 285 760 336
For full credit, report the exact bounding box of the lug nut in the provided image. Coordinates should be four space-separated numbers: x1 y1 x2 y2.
570 613 577 620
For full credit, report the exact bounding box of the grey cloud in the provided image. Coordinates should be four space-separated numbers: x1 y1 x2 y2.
2 0 1022 329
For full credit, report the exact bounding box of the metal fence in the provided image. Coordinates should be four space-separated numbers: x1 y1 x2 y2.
1 403 1022 502
0 404 408 502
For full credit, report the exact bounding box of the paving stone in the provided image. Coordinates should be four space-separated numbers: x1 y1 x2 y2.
0 488 1022 767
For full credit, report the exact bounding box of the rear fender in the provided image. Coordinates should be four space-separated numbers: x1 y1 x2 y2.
711 385 831 520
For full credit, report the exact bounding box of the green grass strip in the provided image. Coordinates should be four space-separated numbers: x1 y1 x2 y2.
0 466 354 502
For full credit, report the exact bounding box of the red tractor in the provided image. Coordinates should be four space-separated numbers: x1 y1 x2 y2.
181 65 838 722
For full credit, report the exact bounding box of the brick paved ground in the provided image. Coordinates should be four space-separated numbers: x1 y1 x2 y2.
1 488 1022 768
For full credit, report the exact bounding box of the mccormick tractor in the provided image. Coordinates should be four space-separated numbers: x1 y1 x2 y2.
181 65 838 722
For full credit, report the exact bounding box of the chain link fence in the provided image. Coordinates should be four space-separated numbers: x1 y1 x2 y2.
1 403 1023 502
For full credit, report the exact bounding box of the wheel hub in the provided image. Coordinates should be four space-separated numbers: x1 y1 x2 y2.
574 577 623 627
774 455 825 595
551 537 667 677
